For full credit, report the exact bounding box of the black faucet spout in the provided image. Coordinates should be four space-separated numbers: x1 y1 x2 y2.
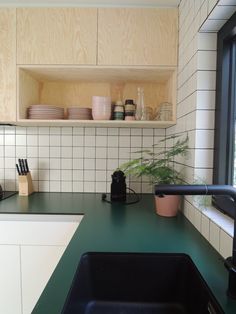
155 184 236 299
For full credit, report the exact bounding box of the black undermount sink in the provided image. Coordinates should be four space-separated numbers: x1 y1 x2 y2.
62 252 224 314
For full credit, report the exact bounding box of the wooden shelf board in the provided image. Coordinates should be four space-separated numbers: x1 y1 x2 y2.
16 119 176 128
18 65 176 83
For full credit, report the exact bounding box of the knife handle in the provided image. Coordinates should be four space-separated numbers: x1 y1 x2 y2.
19 159 25 175
16 164 21 175
24 159 29 173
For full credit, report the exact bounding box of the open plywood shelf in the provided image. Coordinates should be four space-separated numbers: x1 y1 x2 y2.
16 119 175 128
17 65 177 128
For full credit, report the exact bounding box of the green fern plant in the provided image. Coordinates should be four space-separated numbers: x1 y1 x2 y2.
119 134 188 185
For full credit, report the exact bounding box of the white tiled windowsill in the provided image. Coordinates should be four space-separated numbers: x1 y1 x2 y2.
202 205 234 238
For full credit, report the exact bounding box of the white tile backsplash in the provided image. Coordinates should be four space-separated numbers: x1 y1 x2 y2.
176 0 234 259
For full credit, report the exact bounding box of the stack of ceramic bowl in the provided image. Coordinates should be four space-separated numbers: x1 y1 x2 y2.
92 96 111 120
124 99 136 121
27 104 64 119
67 107 92 120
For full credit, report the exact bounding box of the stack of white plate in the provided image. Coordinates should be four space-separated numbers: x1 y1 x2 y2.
27 105 64 120
67 107 92 120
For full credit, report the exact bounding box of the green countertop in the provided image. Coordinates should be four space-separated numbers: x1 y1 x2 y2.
0 192 236 313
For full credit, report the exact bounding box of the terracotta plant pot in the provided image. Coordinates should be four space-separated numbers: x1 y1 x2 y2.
155 195 180 217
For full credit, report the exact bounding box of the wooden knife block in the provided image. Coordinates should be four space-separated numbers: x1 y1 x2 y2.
18 172 34 196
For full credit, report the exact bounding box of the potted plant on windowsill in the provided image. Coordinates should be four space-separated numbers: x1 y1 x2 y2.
119 135 189 217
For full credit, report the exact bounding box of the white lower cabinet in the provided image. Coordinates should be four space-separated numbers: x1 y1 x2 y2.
0 215 82 314
0 246 21 314
21 245 66 314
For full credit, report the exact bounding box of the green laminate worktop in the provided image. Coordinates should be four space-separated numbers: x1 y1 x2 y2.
0 192 236 313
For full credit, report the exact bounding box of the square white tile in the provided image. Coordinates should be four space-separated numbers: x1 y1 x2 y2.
61 158 72 170
95 159 107 170
96 147 107 158
27 135 38 146
96 136 107 147
16 135 26 146
50 181 61 192
5 146 15 158
61 181 72 192
108 128 119 136
73 127 84 135
73 135 84 146
73 181 84 192
84 170 95 181
61 135 72 147
61 127 72 135
61 170 72 181
85 128 95 135
108 136 119 147
95 181 107 193
209 221 220 251
49 158 60 169
39 135 49 146
84 159 95 170
72 158 83 170
119 136 130 148
219 229 233 258
39 169 50 181
27 146 38 158
96 170 107 181
50 169 61 181
73 147 84 158
49 135 61 146
38 127 49 134
84 181 95 192
84 135 95 147
50 127 61 135
107 147 118 158
5 135 15 146
39 146 50 158
73 170 84 181
50 147 61 158
96 128 107 135
84 147 95 159
61 147 73 158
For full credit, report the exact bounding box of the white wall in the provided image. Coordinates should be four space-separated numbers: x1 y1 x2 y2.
170 0 236 258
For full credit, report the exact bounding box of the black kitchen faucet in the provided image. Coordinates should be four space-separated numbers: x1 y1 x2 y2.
155 184 236 300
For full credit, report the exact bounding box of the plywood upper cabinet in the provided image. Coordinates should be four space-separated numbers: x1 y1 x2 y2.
98 8 178 66
0 9 16 122
17 8 97 65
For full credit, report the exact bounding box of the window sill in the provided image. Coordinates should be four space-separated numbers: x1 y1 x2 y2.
196 203 234 238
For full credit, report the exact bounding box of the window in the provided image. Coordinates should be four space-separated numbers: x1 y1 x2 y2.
213 11 236 219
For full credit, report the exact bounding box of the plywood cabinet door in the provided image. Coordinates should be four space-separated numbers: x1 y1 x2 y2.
98 8 178 66
17 8 97 65
0 9 16 122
